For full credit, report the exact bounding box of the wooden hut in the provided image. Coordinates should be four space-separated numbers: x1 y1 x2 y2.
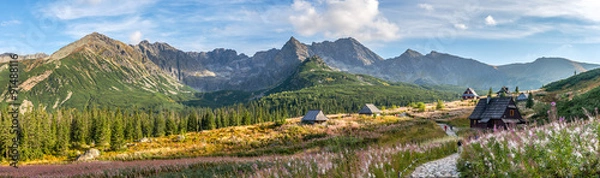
516 93 529 101
468 97 525 129
358 104 382 116
496 86 511 96
462 88 479 100
301 110 329 124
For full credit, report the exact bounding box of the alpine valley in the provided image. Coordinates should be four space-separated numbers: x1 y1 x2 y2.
0 32 598 111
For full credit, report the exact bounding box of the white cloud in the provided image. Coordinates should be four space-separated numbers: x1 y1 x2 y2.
0 20 21 26
485 15 497 26
418 3 434 12
289 0 400 42
454 23 468 30
41 0 156 20
64 16 155 39
129 31 143 44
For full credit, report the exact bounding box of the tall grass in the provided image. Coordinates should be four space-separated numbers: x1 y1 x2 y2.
458 108 600 177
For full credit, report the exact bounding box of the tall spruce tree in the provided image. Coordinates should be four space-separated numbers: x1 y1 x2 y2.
153 111 166 137
110 109 124 151
187 112 199 132
165 112 176 136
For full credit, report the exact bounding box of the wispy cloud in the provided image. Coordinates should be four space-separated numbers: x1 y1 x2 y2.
64 16 155 42
454 23 468 30
289 0 400 42
418 3 434 12
40 0 157 20
0 20 21 26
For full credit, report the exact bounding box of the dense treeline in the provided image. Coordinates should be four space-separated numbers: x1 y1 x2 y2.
0 105 286 162
257 84 458 117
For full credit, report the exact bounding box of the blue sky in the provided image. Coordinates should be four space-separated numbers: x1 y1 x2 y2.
2 0 600 65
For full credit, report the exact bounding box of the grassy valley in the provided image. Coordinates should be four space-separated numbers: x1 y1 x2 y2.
0 110 460 177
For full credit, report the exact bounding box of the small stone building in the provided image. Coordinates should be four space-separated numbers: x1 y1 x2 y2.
301 110 329 124
358 104 382 116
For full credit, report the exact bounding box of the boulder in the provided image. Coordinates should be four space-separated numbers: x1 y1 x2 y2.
173 135 185 142
138 137 151 143
76 148 100 161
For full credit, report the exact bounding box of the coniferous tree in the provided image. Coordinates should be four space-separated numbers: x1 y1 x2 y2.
110 109 124 151
71 113 86 147
242 110 251 126
187 112 199 132
178 114 187 134
153 111 166 137
133 111 143 140
0 109 12 160
165 112 176 136
204 111 216 130
123 115 134 142
54 109 70 155
526 92 535 108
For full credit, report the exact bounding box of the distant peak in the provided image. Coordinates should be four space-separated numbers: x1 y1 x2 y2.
335 37 360 44
82 32 109 40
534 57 570 63
283 36 306 49
401 49 423 58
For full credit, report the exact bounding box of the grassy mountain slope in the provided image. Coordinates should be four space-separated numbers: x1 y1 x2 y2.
257 56 459 116
267 56 391 94
539 68 600 117
543 68 600 92
0 33 195 111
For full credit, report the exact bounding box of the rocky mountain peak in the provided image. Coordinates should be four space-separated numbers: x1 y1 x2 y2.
49 32 134 61
400 49 424 58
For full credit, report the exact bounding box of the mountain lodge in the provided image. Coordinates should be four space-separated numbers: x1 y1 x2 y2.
468 97 525 129
462 88 479 100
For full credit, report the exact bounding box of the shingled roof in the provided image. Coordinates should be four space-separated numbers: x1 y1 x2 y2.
516 93 529 101
462 88 479 97
468 97 514 120
496 86 511 95
301 110 328 123
358 104 382 114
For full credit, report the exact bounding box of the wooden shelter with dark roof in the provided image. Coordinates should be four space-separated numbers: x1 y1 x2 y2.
358 104 382 116
468 97 525 129
301 110 329 124
516 93 529 101
496 86 511 96
462 88 479 100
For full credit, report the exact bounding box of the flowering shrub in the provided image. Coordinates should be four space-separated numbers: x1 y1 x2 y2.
458 110 600 177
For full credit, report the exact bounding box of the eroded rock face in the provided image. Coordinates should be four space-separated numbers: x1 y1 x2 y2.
76 148 101 161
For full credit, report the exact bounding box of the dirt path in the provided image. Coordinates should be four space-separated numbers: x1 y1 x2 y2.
410 153 460 177
409 124 460 177
437 123 457 137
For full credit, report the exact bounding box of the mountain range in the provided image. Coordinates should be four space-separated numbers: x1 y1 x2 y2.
1 32 599 110
126 35 599 92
